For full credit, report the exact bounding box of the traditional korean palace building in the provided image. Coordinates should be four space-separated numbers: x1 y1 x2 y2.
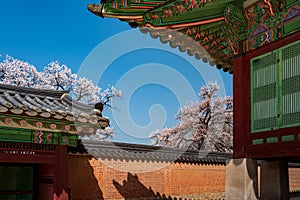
87 0 300 199
0 84 109 199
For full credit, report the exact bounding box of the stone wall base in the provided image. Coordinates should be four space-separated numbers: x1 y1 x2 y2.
225 158 258 200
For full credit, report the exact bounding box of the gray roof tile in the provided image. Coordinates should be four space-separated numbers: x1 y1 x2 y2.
70 140 232 165
0 84 109 129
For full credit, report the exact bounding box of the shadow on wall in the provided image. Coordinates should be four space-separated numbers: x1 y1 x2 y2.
68 156 104 200
113 172 179 200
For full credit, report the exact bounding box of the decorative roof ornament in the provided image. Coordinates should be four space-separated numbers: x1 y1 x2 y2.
88 3 104 18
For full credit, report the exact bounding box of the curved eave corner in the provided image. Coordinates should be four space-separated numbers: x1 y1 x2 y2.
88 3 144 19
87 2 235 73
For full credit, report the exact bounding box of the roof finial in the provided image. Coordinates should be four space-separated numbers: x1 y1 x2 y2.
94 102 103 117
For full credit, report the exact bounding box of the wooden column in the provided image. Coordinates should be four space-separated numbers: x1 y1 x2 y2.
233 54 250 158
53 144 69 200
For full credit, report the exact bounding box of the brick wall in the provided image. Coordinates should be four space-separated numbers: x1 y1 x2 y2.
164 163 225 195
290 168 300 192
68 154 104 200
68 154 300 199
68 154 225 200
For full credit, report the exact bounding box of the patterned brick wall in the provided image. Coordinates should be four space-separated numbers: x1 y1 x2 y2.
68 154 225 200
164 163 225 195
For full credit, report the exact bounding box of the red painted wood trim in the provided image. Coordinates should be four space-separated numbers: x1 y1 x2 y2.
54 144 69 200
0 154 56 164
245 141 300 159
233 55 248 158
0 142 57 164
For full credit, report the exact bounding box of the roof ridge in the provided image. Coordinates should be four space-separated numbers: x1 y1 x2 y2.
0 84 110 130
0 83 67 98
61 93 94 110
80 140 232 156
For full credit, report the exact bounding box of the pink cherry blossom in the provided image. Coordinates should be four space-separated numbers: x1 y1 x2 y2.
150 82 233 152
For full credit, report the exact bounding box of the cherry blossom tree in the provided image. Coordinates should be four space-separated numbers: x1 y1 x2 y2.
41 61 77 91
0 55 123 141
72 77 122 106
149 82 233 152
0 55 42 88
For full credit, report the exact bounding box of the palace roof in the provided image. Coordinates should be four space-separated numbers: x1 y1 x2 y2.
69 139 232 164
0 84 109 134
87 0 245 73
88 0 300 73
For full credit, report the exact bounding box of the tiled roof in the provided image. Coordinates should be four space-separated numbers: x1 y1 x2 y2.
69 140 232 164
0 84 109 132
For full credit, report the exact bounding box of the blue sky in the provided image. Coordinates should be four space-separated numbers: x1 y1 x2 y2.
0 0 232 144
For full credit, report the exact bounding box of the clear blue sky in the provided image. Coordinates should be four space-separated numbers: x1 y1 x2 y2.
0 0 232 144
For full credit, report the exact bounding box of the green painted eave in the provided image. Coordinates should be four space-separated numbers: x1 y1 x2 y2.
103 4 148 16
147 0 237 19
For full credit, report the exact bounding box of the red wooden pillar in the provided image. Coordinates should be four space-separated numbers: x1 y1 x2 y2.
233 54 250 158
53 144 69 200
